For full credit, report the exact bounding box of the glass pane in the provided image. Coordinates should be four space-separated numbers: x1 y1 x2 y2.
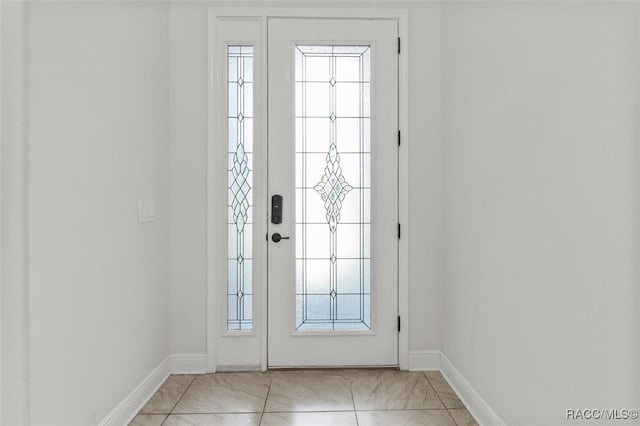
295 45 371 331
227 45 253 331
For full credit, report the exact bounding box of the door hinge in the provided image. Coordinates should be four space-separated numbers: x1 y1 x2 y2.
398 223 401 239
398 130 401 146
397 316 401 332
398 37 401 54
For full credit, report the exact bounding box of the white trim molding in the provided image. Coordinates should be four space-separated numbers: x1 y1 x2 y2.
408 350 441 371
98 356 170 426
441 354 507 426
170 353 208 375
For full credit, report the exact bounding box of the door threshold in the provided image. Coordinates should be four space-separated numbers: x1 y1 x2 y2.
267 365 400 371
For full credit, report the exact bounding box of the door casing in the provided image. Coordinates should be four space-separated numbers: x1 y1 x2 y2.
207 7 410 372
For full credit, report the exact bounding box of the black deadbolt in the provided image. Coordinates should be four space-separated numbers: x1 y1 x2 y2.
271 195 283 224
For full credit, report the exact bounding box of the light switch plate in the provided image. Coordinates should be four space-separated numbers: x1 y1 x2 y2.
138 201 155 223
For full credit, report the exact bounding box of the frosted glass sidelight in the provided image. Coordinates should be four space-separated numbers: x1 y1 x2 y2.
228 46 253 331
295 45 371 331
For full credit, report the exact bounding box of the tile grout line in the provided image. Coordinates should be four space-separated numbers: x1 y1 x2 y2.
423 371 469 410
131 414 168 426
355 408 455 412
165 410 357 415
160 374 198 425
422 371 459 426
422 372 446 406
164 408 455 414
349 382 359 426
259 374 273 425
446 408 463 426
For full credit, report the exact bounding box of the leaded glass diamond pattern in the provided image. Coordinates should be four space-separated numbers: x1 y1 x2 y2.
295 45 371 331
227 46 254 331
231 144 250 231
314 144 353 231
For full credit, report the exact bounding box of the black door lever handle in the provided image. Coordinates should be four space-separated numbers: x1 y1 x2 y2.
271 233 290 243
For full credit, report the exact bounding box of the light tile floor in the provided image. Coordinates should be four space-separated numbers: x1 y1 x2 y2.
130 370 478 426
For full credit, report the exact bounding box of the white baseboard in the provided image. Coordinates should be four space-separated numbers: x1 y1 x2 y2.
440 354 506 426
98 355 170 426
170 353 208 374
408 350 441 371
98 353 207 426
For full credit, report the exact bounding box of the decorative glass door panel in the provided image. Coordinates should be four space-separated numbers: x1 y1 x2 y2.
295 46 371 331
268 18 398 367
227 46 254 331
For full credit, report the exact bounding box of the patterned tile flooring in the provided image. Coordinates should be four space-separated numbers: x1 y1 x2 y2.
130 369 478 426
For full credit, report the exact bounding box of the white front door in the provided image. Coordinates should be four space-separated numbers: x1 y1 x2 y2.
267 18 399 367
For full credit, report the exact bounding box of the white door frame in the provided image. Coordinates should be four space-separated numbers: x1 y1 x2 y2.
207 6 410 372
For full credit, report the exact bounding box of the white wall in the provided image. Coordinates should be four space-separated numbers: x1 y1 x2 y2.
407 2 444 354
442 3 640 424
168 1 444 357
169 2 208 354
1 2 29 424
27 3 170 425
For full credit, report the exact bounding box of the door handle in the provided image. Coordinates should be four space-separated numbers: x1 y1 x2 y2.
271 233 290 243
